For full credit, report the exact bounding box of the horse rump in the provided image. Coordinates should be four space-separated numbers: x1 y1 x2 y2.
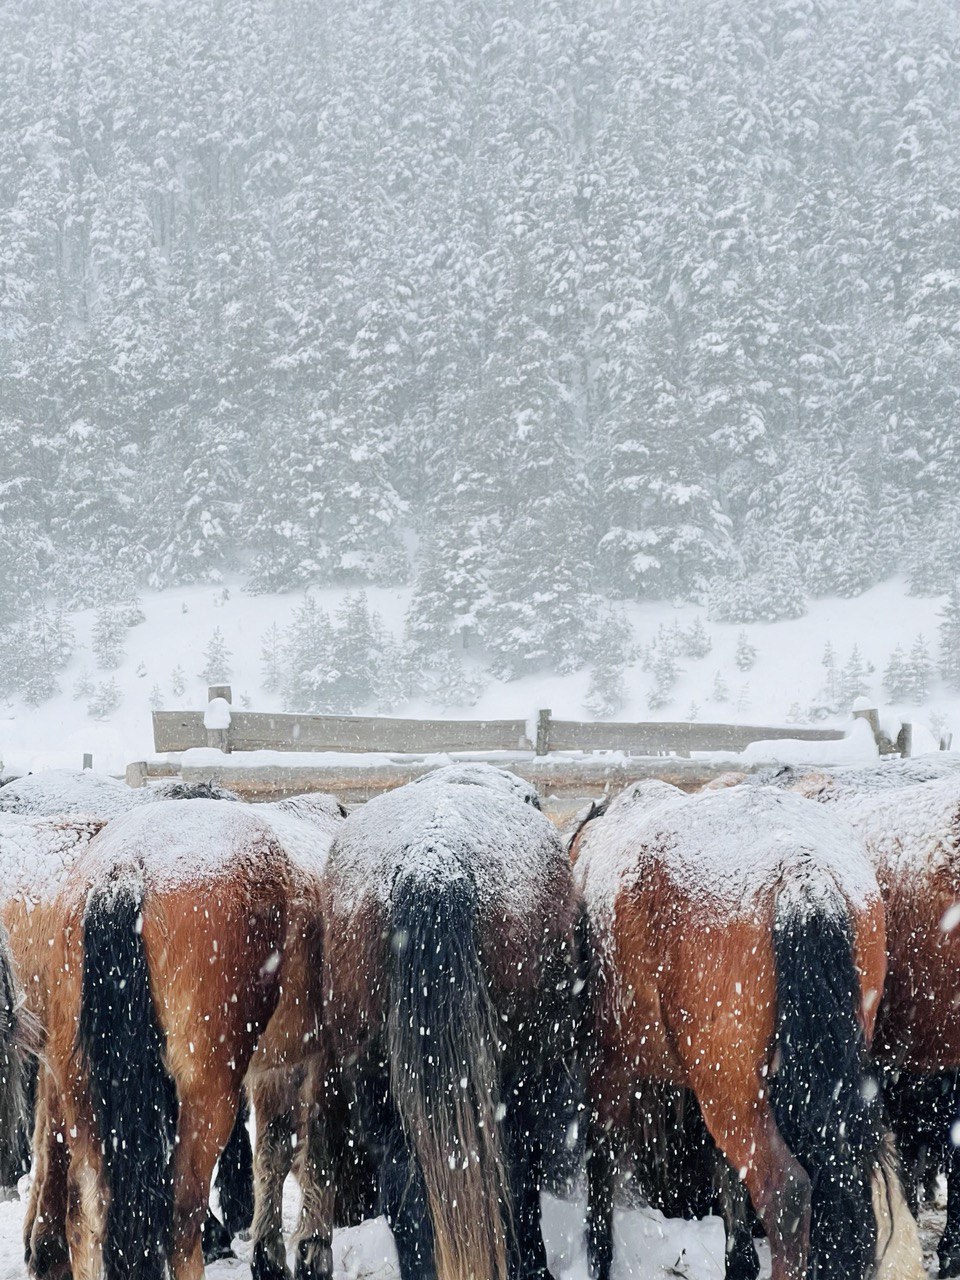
77 875 178 1280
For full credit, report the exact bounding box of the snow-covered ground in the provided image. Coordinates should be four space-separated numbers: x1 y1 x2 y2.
1 577 956 777
0 1178 744 1280
0 1174 949 1279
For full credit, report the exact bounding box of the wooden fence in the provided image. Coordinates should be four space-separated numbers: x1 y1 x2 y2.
119 687 910 804
149 686 873 759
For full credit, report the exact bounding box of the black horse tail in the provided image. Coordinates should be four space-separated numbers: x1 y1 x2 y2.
77 874 178 1280
387 864 509 1280
0 925 40 1187
771 877 884 1280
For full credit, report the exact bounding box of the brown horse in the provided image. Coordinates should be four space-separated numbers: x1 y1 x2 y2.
722 760 960 1275
320 763 581 1280
0 781 252 1263
571 780 920 1280
29 792 346 1280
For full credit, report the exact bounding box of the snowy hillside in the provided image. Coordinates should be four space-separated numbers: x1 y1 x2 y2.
1 576 956 777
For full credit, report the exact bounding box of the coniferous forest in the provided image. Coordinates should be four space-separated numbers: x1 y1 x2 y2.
2 0 960 702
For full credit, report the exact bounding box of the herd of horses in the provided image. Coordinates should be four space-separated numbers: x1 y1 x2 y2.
0 754 958 1280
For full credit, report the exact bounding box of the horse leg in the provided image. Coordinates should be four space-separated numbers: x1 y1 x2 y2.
380 1104 436 1280
504 1076 552 1280
292 1062 335 1280
169 1084 240 1280
250 1072 299 1280
696 1096 810 1280
217 1088 255 1236
940 1129 960 1277
24 1072 70 1280
716 1157 760 1280
63 1142 104 1280
586 1119 616 1280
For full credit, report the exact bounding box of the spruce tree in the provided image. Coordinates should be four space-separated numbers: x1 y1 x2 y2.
92 606 126 670
939 583 960 691
882 646 910 701
682 618 712 660
736 633 757 673
904 635 932 704
199 628 233 685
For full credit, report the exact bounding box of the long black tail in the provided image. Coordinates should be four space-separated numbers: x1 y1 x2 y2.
771 882 883 1280
77 877 178 1280
0 927 40 1187
387 866 510 1280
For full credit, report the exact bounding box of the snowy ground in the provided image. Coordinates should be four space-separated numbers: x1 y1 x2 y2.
0 1175 949 1279
1 576 957 777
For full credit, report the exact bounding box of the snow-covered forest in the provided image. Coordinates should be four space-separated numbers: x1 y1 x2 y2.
2 0 959 715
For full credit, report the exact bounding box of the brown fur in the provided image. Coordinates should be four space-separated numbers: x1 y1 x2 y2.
28 796 347 1280
577 789 890 1280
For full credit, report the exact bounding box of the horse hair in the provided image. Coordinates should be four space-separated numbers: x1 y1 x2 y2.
0 928 35 1188
154 780 240 802
387 867 510 1280
215 1092 255 1236
771 893 884 1280
77 878 178 1280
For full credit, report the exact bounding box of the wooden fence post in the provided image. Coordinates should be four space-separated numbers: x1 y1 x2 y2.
896 723 913 758
852 702 893 754
126 761 149 788
82 752 93 771
535 709 551 756
205 687 233 754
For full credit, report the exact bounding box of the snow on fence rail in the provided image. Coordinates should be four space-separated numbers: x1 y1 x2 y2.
122 688 910 803
149 687 888 759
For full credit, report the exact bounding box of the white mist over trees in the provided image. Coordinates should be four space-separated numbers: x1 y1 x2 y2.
1 0 959 694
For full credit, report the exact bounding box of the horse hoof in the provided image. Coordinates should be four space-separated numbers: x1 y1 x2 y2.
25 1233 70 1280
294 1235 334 1280
252 1239 293 1280
726 1245 761 1280
202 1212 235 1264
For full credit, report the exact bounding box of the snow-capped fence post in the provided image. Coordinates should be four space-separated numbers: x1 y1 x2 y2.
82 752 93 771
535 708 551 756
851 700 898 755
204 688 233 754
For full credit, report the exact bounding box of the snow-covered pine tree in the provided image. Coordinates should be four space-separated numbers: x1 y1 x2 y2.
279 597 339 713
904 634 932 704
170 666 187 699
199 627 233 685
882 646 910 701
73 670 95 701
260 623 284 695
88 679 122 719
92 606 126 670
735 632 757 672
581 606 633 719
712 670 729 703
841 645 871 707
328 593 386 713
648 648 679 712
682 618 712 660
938 583 960 690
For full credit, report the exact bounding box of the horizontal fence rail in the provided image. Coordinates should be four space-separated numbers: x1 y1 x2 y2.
152 690 856 759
